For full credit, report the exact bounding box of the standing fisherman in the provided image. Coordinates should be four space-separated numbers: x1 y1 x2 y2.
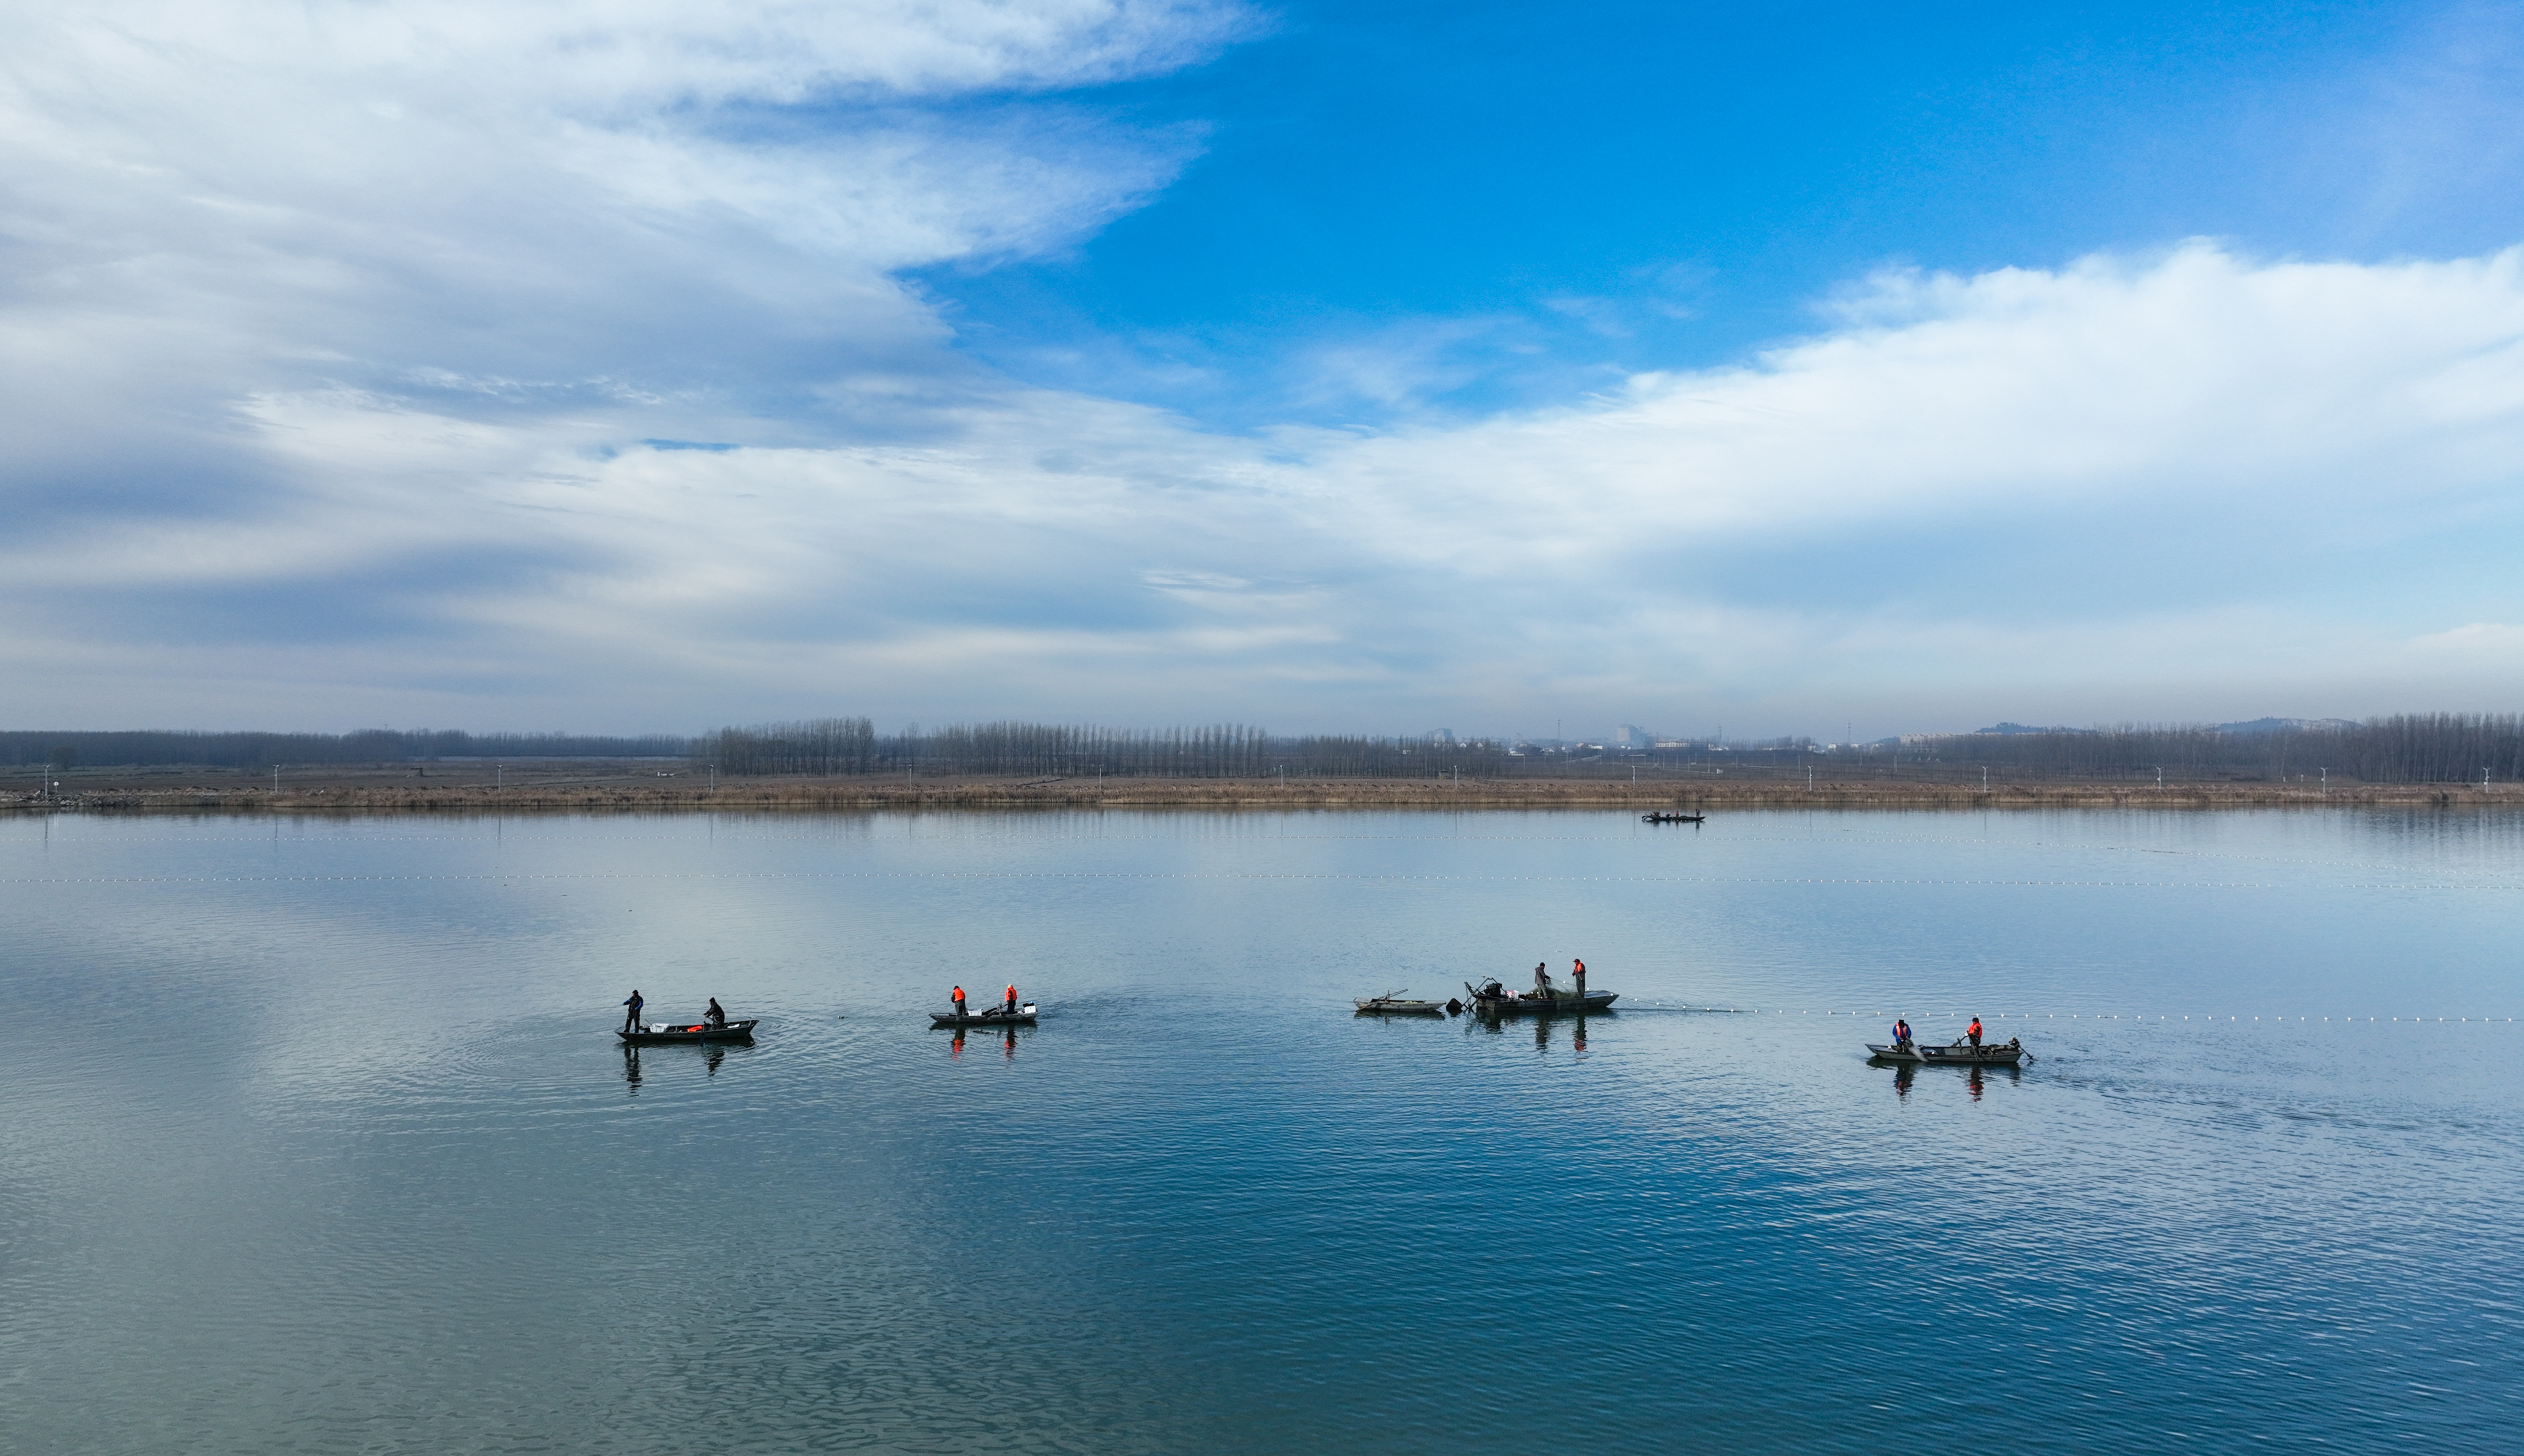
621 989 645 1033
1003 984 1019 1015
1893 1017 1913 1049
1572 958 1587 1001
1533 961 1553 998
951 985 968 1020
1967 1016 1984 1048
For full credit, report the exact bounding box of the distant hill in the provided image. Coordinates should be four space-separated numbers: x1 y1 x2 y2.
2215 717 2358 735
1973 722 2082 735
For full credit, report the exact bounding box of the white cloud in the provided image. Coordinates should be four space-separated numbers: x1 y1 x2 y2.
6 6 2524 735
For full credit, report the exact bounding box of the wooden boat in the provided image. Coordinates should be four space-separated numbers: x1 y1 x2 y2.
1355 992 1446 1014
1915 1038 2023 1066
1463 980 1617 1015
930 1002 1038 1027
1642 812 1705 824
619 1018 756 1045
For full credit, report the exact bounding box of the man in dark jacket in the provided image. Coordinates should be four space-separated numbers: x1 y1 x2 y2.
622 989 645 1032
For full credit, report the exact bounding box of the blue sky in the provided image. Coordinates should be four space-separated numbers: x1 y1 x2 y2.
6 1 2524 739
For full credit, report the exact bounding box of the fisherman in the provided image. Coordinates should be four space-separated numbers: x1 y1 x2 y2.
1533 961 1553 998
952 985 968 1019
1003 984 1019 1015
1572 957 1587 1000
1967 1016 1984 1048
1893 1017 1913 1048
621 988 645 1033
705 997 727 1029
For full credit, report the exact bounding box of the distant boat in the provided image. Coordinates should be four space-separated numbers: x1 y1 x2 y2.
1355 991 1446 1015
1642 813 1704 824
619 1019 756 1045
931 1003 1038 1027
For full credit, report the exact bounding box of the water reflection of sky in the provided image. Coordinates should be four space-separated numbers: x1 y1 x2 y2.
4 808 2519 1453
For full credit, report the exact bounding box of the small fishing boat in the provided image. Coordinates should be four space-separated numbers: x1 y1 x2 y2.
930 1002 1039 1027
1915 1038 2023 1066
1865 1042 1923 1062
1354 991 1446 1014
619 1019 756 1045
1463 980 1617 1015
1642 812 1705 824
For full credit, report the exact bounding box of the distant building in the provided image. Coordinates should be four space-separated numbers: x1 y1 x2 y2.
1611 724 1654 749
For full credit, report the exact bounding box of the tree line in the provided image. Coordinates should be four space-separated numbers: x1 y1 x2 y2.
1873 714 2524 783
0 728 688 769
12 713 2522 783
694 720 1528 778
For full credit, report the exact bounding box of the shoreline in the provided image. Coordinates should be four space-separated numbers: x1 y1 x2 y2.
7 773 2521 815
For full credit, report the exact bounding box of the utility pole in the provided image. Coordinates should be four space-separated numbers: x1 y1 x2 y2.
272 764 280 793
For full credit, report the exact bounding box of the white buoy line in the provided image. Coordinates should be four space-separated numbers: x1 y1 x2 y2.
1631 1007 2514 1022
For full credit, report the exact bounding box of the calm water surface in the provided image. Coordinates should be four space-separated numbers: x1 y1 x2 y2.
3 808 2520 1454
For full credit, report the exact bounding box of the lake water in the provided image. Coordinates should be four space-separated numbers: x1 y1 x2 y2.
3 807 2520 1454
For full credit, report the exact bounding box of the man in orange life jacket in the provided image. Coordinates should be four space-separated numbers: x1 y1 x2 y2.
952 985 967 1019
1572 958 1586 1000
1004 984 1018 1014
1968 1016 1983 1048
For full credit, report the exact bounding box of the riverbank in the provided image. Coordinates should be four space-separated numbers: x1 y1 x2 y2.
7 767 2519 813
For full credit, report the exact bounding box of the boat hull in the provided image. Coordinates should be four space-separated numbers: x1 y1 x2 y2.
1355 999 1446 1014
931 1009 1038 1027
619 1019 756 1045
1865 1042 1922 1062
1463 984 1618 1016
1915 1042 2022 1066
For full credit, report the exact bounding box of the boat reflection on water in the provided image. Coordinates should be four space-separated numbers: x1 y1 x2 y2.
949 1026 1026 1060
1965 1064 2021 1100
1534 1015 1591 1053
622 1039 745 1086
1870 1054 2018 1101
